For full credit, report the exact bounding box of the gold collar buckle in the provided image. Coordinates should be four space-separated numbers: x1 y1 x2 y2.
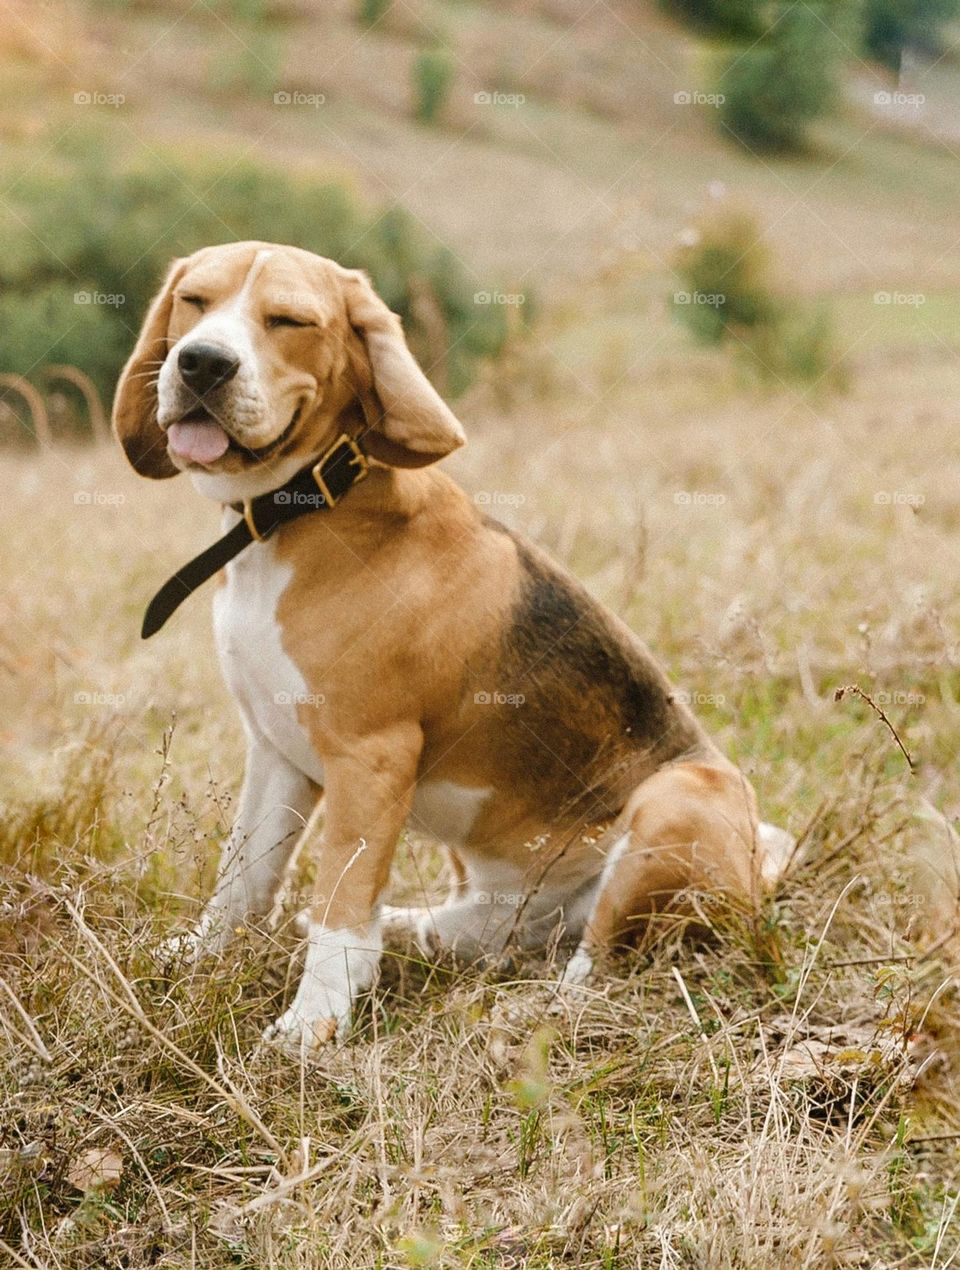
242 499 265 541
312 433 369 508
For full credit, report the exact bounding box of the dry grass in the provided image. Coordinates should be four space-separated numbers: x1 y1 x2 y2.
3 1 960 1265
2 342 960 1266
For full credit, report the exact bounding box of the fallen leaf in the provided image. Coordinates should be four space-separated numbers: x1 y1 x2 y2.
67 1147 123 1193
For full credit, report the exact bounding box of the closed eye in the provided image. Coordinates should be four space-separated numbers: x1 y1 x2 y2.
178 294 207 311
266 314 315 330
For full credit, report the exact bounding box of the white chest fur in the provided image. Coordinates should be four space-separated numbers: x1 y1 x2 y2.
213 518 325 786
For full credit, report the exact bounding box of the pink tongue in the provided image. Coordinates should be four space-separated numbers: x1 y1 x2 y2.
167 420 230 464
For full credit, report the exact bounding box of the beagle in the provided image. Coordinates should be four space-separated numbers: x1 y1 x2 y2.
113 242 791 1056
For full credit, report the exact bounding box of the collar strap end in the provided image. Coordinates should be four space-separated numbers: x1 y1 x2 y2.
140 433 369 638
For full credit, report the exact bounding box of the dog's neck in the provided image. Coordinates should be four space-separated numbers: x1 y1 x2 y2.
143 433 461 638
189 450 308 504
187 399 448 512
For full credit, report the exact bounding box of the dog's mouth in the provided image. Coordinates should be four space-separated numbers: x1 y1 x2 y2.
167 405 301 466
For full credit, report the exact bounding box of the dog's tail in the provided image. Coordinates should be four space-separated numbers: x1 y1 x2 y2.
758 820 797 889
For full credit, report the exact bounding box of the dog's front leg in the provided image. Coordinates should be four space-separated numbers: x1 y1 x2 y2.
171 735 320 959
263 723 422 1056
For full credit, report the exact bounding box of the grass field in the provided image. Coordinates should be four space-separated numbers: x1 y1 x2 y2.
2 1 960 1266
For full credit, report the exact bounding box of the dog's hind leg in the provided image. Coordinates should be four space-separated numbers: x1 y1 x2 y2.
560 759 761 984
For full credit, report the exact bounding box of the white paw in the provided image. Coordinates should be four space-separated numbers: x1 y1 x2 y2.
261 1004 346 1057
157 926 220 967
156 910 247 967
381 905 439 957
559 944 594 987
380 903 418 933
262 921 378 1057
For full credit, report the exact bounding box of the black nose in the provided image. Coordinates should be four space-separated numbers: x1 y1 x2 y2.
178 342 240 396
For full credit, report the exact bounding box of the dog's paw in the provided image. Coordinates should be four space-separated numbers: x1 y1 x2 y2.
261 1005 346 1058
558 943 594 988
155 927 213 968
155 916 239 968
380 905 440 957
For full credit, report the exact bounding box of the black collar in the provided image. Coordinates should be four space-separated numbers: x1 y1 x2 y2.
141 433 369 639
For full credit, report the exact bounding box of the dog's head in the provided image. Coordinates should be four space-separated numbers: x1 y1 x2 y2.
112 241 465 499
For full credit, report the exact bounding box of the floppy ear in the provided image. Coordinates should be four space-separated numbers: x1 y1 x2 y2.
112 258 187 479
342 269 466 468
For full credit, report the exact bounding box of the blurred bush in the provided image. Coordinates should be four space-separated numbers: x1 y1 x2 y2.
413 46 455 123
0 134 510 413
661 0 853 153
673 210 779 342
717 3 842 152
206 0 284 96
672 208 843 385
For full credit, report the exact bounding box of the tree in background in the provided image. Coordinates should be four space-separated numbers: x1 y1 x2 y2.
717 3 843 152
661 0 874 153
861 0 960 70
207 0 284 97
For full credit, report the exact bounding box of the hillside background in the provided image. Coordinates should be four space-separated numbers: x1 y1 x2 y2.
2 1 960 1266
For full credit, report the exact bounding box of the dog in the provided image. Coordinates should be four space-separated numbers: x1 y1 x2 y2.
113 241 791 1055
